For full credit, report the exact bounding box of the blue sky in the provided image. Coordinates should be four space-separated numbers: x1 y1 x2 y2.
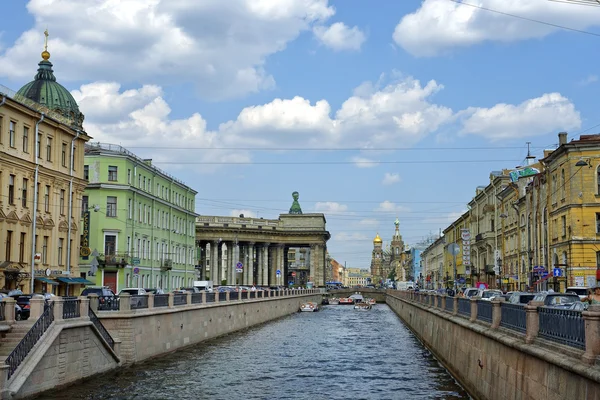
1 0 599 268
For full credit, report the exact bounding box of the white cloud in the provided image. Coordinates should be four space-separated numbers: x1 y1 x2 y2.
314 202 349 214
375 201 410 213
382 172 401 185
579 75 598 86
333 232 369 242
0 0 336 99
352 156 378 168
358 218 380 227
230 209 257 218
313 22 366 51
459 93 581 141
393 0 600 57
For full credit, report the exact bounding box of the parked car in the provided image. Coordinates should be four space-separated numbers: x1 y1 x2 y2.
144 288 165 295
479 290 503 301
565 287 590 301
464 288 483 298
507 292 536 305
0 293 27 320
118 288 147 296
81 286 115 298
533 293 580 308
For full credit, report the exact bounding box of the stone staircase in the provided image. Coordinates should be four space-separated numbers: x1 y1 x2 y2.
0 322 34 359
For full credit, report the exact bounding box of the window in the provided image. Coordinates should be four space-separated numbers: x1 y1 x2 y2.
143 176 146 191
106 196 117 217
561 215 567 237
127 236 131 255
9 121 15 147
36 183 40 211
0 116 3 144
597 213 600 234
82 195 88 216
144 204 147 224
44 185 50 212
128 199 132 219
58 238 64 265
46 137 52 161
127 169 132 184
22 178 28 208
72 146 76 170
491 218 495 232
61 143 67 167
60 189 65 215
104 235 116 256
6 231 12 261
18 233 26 263
22 126 29 153
36 132 41 158
83 165 89 180
8 174 15 205
138 174 141 188
108 166 118 181
42 236 48 264
597 251 600 268
561 169 565 200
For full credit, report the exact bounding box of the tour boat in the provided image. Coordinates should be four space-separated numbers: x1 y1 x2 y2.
339 297 354 305
354 302 372 311
365 298 376 305
328 297 340 305
349 293 364 303
299 302 319 312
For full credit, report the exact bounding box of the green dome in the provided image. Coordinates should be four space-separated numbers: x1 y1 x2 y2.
16 58 84 129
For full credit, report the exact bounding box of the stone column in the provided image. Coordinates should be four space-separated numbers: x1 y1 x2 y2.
582 304 600 364
277 244 285 286
29 295 46 320
211 240 220 284
309 244 317 286
233 241 240 285
119 293 131 312
256 244 263 286
88 293 99 313
269 246 277 286
469 298 477 322
441 295 446 311
54 298 65 320
453 296 458 316
3 298 15 323
147 293 155 309
525 301 544 344
247 243 255 286
79 296 90 319
227 242 234 286
491 298 504 329
263 243 270 287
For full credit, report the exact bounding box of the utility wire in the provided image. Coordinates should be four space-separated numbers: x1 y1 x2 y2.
126 145 525 151
448 0 600 37
154 159 520 165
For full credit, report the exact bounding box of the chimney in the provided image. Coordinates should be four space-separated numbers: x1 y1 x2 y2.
558 132 567 146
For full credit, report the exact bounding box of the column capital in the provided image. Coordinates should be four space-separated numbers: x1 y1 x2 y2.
277 243 285 249
247 242 255 247
263 242 271 248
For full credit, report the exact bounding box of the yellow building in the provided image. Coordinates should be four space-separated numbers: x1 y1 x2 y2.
344 267 371 287
421 236 445 289
443 211 470 289
0 34 91 295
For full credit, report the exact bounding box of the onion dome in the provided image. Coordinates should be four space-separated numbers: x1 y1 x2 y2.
373 233 382 244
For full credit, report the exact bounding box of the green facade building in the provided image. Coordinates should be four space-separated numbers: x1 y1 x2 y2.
79 143 198 293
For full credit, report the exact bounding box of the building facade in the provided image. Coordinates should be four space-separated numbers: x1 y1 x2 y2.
370 233 384 284
79 143 198 294
344 267 371 287
421 235 446 289
0 41 90 295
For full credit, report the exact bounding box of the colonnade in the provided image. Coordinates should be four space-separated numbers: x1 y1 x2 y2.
196 240 326 287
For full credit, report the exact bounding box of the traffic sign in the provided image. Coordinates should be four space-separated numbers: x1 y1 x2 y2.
291 272 296 277
553 268 562 277
236 262 243 268
132 257 140 266
276 269 281 276
448 243 460 256
133 267 140 275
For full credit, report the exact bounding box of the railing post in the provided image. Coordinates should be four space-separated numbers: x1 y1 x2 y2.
214 291 220 303
491 298 504 329
582 304 600 365
186 292 192 305
202 291 207 303
3 298 15 323
29 295 45 320
119 293 131 312
226 292 230 302
54 298 65 321
470 298 478 322
525 301 544 344
453 296 458 316
88 293 99 313
247 291 251 300
168 293 175 308
147 293 155 309
441 294 446 310
79 296 90 319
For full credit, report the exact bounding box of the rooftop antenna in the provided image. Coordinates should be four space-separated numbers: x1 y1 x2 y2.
525 142 535 166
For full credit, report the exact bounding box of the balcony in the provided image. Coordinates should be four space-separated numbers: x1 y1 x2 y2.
475 233 484 242
161 259 173 271
97 253 130 268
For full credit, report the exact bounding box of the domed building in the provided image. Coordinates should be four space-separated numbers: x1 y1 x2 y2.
370 233 384 284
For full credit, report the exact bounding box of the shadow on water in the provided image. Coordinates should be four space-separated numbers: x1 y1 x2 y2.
36 304 471 400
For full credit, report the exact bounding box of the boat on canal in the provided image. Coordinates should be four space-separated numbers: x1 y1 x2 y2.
365 298 376 305
354 302 372 311
299 302 319 312
339 297 354 305
329 297 340 305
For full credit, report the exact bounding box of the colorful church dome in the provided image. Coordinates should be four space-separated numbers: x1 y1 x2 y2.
373 233 382 244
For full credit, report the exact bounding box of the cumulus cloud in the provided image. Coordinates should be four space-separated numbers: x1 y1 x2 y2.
0 0 337 99
459 93 581 141
382 172 401 185
333 232 370 242
314 202 349 214
393 0 600 57
375 201 410 213
313 22 366 51
230 209 257 218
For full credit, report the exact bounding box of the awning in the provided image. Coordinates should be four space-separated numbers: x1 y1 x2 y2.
35 277 59 285
57 277 95 285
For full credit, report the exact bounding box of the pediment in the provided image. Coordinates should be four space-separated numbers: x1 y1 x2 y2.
20 213 32 226
58 220 69 232
6 211 19 223
44 218 55 229
70 221 78 232
36 216 45 226
0 209 6 222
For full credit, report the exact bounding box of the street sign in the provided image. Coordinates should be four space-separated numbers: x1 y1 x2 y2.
132 257 140 265
553 268 562 277
291 272 296 277
276 269 281 276
133 267 140 275
448 243 460 256
236 262 243 268
461 229 471 241
236 268 243 273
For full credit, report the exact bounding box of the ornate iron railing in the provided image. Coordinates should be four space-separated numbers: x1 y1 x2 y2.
476 300 493 323
206 292 216 303
436 296 442 308
249 291 256 299
500 303 527 333
538 307 585 349
5 301 54 379
0 301 5 321
63 297 81 319
174 294 187 306
230 292 239 301
98 296 120 311
89 306 115 350
218 292 227 302
445 297 454 312
131 295 149 309
458 298 471 316
191 293 203 304
154 294 169 307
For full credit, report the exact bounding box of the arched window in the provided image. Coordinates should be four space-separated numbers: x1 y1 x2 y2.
597 166 600 194
561 169 565 199
562 252 567 267
553 253 558 268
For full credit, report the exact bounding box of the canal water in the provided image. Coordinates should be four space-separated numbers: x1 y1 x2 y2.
38 304 470 400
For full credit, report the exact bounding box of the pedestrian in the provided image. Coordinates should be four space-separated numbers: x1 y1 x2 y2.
584 286 600 304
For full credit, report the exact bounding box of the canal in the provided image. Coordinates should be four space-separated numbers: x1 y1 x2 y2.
38 304 470 400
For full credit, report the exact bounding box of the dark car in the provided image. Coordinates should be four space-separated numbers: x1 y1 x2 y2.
11 295 32 320
533 293 580 308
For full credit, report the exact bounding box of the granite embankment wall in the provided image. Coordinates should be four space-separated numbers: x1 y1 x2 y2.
386 291 600 400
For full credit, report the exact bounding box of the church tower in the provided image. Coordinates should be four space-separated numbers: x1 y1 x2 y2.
390 218 405 280
370 233 383 284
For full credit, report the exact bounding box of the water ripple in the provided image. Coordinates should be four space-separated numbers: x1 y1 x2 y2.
37 304 470 400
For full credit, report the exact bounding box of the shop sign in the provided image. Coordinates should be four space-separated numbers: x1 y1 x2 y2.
81 211 91 260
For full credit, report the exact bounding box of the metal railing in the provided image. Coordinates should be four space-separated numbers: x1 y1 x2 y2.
500 303 527 333
230 292 239 301
98 296 120 311
206 292 216 303
154 294 169 308
191 293 203 304
89 307 115 350
476 300 493 323
131 295 149 309
249 291 256 299
538 307 586 349
445 297 454 312
436 296 442 308
0 302 5 321
63 297 81 319
5 301 54 379
458 298 471 316
218 292 227 302
174 294 187 306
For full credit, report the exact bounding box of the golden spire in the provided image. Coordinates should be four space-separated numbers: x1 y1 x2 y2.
373 232 382 244
41 29 50 61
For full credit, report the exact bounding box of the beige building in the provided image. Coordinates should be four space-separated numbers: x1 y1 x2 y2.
344 267 371 287
421 235 445 289
0 39 91 295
